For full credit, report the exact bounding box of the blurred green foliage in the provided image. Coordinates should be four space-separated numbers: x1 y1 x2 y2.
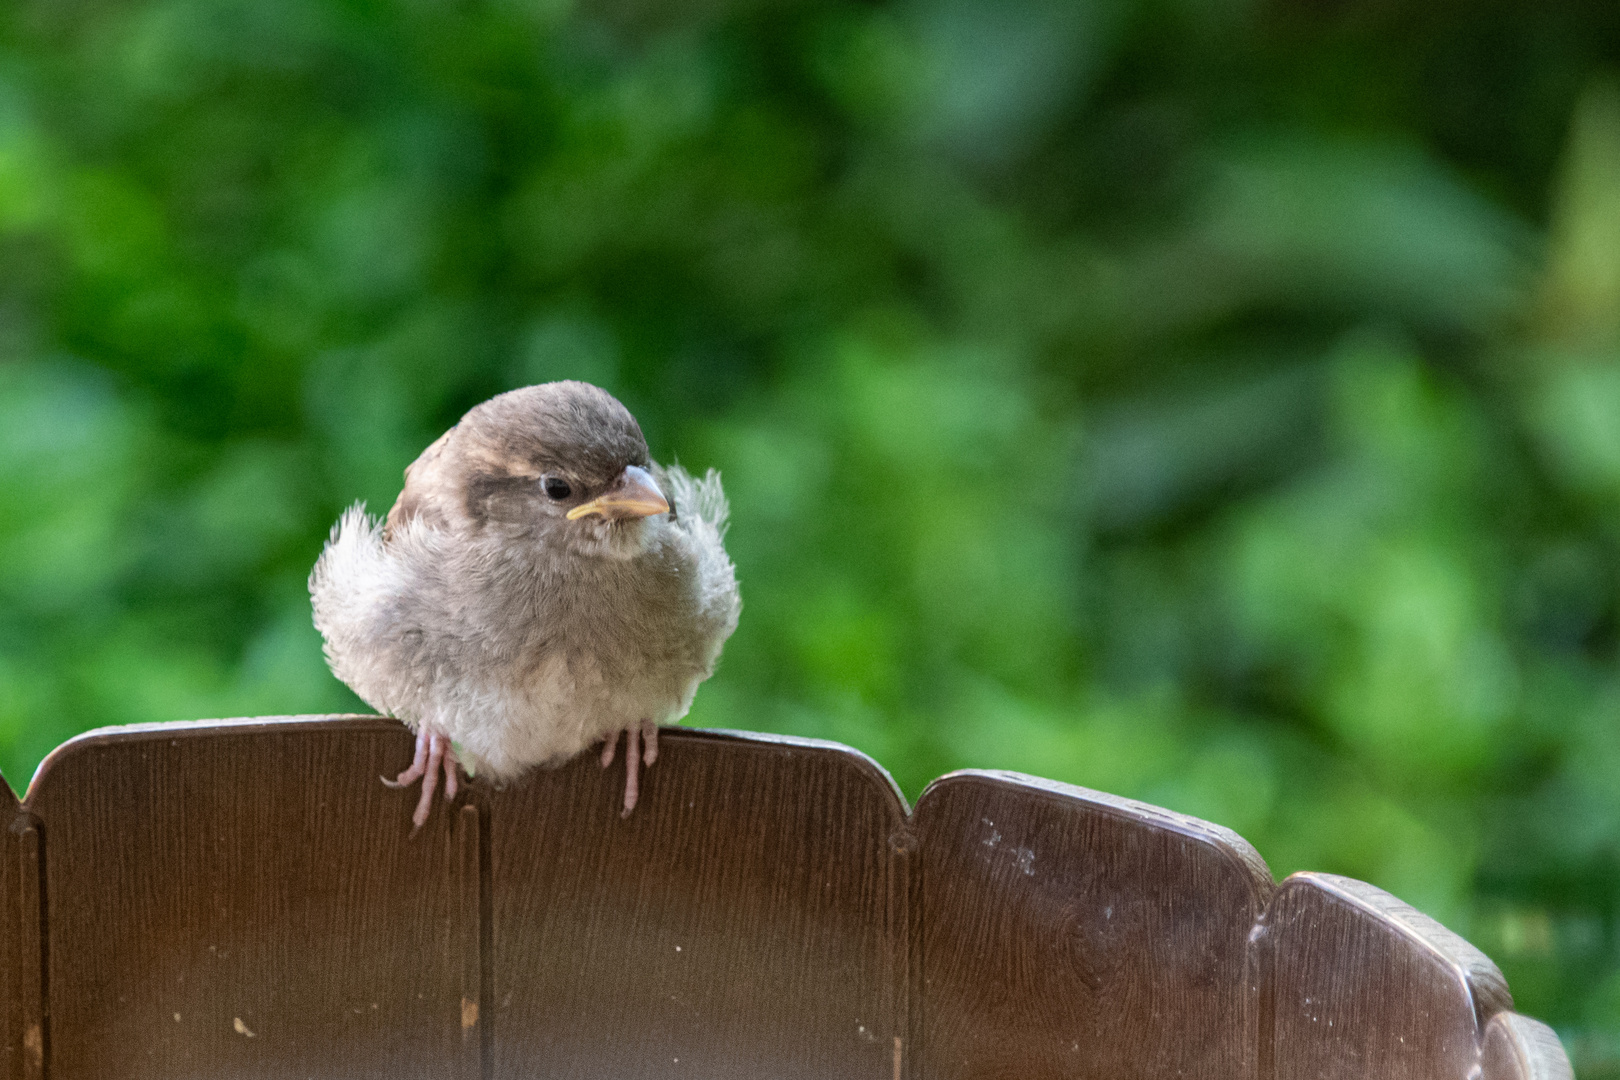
0 0 1618 1067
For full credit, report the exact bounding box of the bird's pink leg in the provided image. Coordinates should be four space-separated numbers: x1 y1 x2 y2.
599 721 660 816
381 727 460 834
385 728 431 787
623 724 641 815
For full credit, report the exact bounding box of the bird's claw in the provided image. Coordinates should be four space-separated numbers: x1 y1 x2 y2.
382 728 461 835
600 721 659 816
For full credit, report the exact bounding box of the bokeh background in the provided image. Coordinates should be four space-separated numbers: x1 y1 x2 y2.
0 0 1618 1068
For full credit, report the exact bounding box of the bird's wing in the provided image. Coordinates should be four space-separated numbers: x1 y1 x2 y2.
385 427 458 538
656 462 731 535
656 463 741 650
309 503 399 714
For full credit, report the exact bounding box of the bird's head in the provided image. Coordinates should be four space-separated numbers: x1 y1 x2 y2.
446 381 670 557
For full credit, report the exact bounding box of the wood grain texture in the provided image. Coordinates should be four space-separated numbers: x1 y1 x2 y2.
0 776 21 1080
485 728 908 1080
912 770 1275 1080
1482 1012 1575 1080
1260 872 1513 1080
12 823 43 1080
0 716 1575 1079
886 825 918 1080
25 715 464 1079
457 803 485 1080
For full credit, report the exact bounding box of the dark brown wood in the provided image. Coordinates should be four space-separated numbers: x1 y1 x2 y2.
886 826 918 1080
484 728 907 1079
1481 1012 1575 1080
0 716 1573 1079
26 716 464 1079
0 772 24 1080
912 770 1275 1080
458 803 484 1080
1260 872 1513 1080
10 817 42 1080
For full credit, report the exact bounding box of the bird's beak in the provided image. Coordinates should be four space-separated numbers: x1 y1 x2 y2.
566 464 670 521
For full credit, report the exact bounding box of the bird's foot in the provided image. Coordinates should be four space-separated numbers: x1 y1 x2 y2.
381 727 461 835
599 720 659 817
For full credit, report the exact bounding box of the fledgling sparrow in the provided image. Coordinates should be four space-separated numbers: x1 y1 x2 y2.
310 381 741 829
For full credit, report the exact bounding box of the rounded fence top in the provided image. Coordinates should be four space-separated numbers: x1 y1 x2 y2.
2 715 1572 1080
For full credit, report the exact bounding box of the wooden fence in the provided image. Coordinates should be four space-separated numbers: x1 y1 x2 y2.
0 715 1573 1079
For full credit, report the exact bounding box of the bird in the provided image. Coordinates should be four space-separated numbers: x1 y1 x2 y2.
309 380 741 829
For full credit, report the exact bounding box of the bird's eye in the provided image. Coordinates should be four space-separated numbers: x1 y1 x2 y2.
543 477 572 501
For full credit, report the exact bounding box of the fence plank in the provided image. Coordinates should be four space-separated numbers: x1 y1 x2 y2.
483 728 908 1080
913 771 1275 1080
1481 1012 1575 1080
1260 872 1513 1080
25 716 464 1079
